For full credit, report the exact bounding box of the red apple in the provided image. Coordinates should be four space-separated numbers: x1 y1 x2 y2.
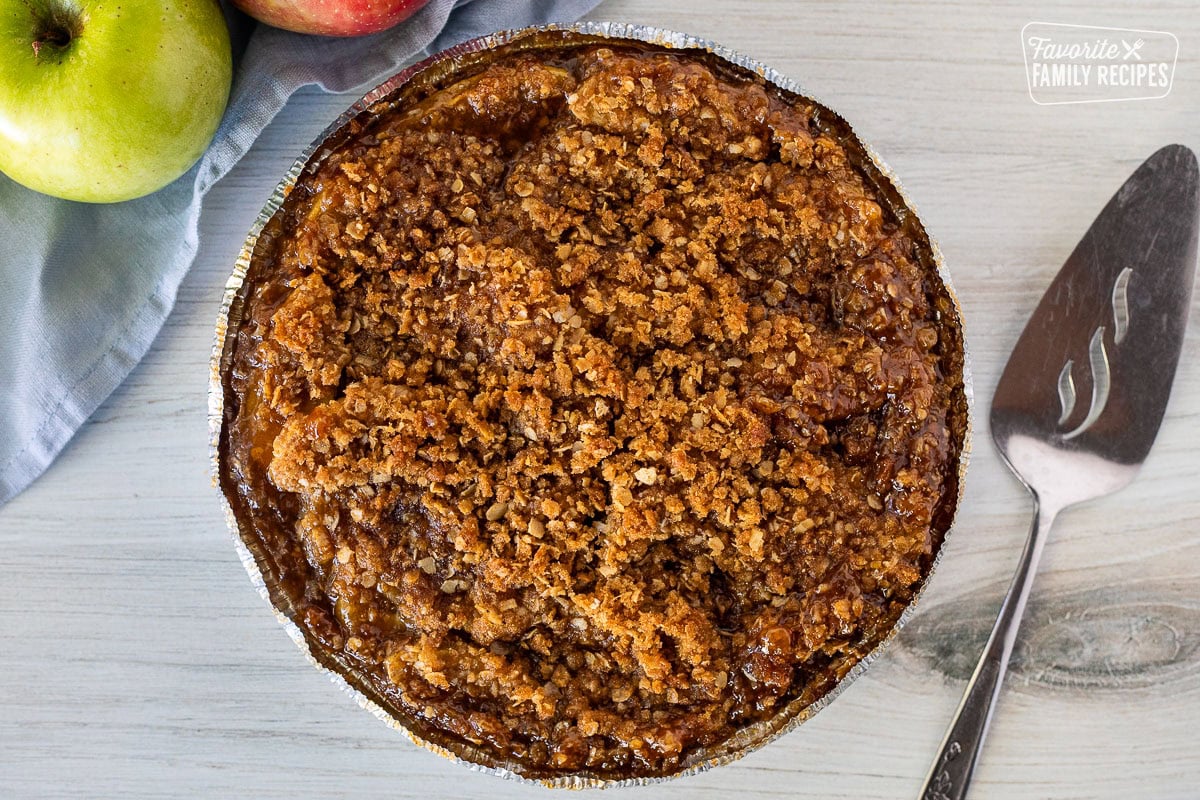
232 0 430 37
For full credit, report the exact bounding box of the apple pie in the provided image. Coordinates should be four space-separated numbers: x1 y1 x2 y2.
216 30 967 782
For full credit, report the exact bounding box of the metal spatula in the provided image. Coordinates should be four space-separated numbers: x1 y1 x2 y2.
919 144 1200 800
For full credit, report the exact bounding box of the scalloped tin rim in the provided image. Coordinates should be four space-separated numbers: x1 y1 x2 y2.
208 20 974 789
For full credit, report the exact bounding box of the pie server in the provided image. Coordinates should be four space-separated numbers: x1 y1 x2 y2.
919 144 1200 800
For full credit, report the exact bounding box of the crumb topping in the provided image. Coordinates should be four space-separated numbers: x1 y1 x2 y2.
223 43 965 780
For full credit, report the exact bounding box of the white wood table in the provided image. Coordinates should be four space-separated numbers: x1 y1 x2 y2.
4 1 1199 797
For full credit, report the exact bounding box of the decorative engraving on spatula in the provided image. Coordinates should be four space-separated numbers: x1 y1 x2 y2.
922 741 962 800
1058 267 1134 440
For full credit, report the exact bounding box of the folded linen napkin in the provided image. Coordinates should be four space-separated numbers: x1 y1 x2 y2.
0 0 602 506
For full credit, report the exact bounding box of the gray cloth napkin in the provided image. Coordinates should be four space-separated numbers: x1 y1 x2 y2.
0 0 601 506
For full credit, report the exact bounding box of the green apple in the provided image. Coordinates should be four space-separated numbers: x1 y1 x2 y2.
0 0 232 203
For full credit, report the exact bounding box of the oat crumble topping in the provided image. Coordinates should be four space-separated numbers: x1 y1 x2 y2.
221 41 966 780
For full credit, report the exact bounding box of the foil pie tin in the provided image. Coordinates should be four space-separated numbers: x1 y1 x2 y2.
209 21 973 788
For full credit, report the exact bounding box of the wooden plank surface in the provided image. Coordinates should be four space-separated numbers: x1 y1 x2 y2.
3 1 1199 797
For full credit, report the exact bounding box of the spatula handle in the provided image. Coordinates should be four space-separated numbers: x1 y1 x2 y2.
918 501 1058 800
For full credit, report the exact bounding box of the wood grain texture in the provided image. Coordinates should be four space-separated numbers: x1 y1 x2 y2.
3 1 1199 798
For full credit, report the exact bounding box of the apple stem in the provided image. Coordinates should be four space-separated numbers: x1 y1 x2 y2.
22 0 80 61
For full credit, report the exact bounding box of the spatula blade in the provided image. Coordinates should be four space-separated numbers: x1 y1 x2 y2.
992 144 1199 466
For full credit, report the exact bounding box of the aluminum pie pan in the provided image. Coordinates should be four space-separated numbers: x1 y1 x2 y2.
209 21 973 789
